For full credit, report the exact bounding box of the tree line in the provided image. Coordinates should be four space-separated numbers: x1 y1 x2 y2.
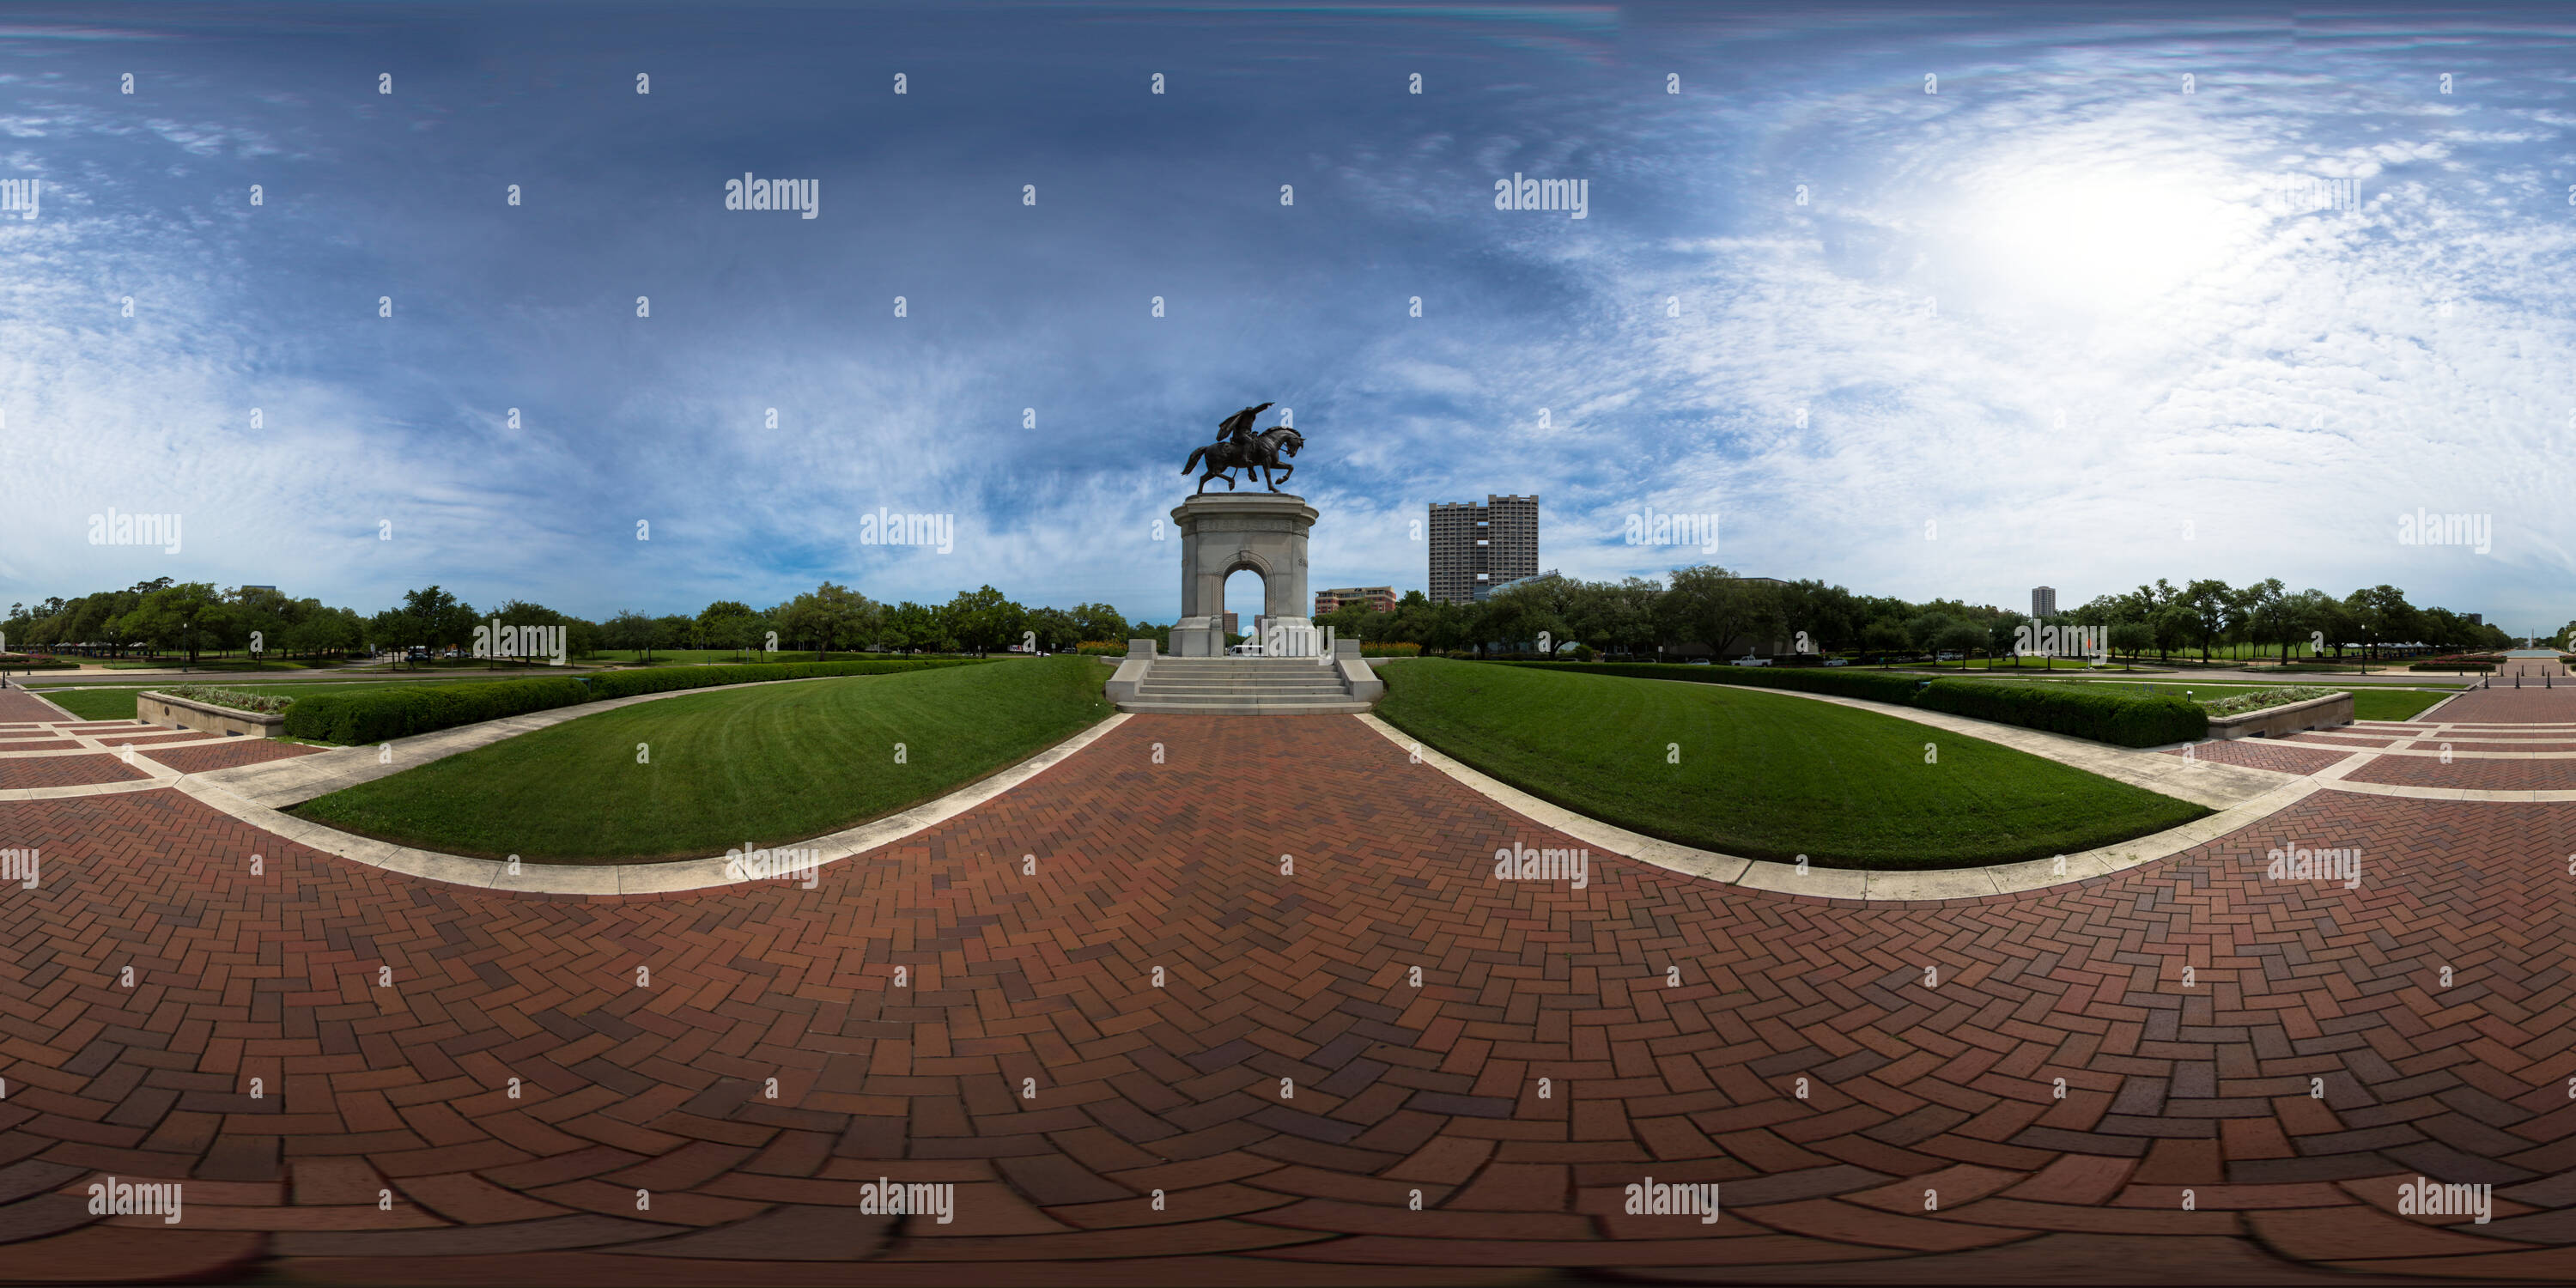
7 568 2509 667
1311 570 2512 661
3 580 1139 664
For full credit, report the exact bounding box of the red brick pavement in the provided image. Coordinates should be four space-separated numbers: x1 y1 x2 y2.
2158 741 2349 775
2421 687 2576 724
140 740 325 775
0 754 153 789
2342 755 2576 792
0 714 2566 1285
0 690 72 723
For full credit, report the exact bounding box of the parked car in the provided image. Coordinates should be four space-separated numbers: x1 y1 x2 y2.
1731 656 1771 666
1685 658 1711 665
1936 652 1962 661
1824 658 1849 666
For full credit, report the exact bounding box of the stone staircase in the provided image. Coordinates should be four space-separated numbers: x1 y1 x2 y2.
1115 656 1376 715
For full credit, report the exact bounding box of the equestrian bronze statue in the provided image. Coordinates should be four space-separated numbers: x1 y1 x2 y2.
1182 402 1303 495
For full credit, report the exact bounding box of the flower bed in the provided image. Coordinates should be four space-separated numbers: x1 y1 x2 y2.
161 684 295 714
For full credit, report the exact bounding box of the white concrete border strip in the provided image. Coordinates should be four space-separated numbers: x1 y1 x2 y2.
1354 712 2319 901
171 713 1131 895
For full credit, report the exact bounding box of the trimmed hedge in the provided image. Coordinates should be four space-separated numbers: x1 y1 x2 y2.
282 659 981 744
1911 679 2205 747
1499 661 2206 747
283 677 590 744
2409 661 2493 671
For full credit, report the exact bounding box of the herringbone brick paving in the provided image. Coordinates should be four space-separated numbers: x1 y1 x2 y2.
0 707 2567 1284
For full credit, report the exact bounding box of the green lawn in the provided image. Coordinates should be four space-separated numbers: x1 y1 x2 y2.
1378 659 2208 870
290 655 1112 864
34 678 510 722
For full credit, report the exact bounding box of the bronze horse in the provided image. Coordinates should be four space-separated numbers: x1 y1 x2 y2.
1182 426 1303 495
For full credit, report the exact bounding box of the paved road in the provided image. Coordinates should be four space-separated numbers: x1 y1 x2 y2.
0 695 2567 1283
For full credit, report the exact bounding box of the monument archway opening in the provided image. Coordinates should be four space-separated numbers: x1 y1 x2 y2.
1222 566 1267 645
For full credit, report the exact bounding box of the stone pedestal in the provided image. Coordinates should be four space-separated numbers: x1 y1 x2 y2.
1170 493 1319 657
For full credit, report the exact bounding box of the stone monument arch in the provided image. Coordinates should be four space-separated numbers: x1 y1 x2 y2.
1168 493 1317 656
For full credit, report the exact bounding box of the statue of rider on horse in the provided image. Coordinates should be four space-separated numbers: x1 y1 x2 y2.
1182 402 1303 495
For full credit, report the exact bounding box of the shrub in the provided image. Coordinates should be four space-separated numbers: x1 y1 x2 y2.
1075 641 1129 656
2196 686 2330 717
1360 642 1422 658
2409 661 2492 671
161 684 295 714
1912 680 2205 747
283 659 981 744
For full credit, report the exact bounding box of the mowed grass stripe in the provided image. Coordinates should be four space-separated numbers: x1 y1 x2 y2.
1378 659 2208 871
291 656 1112 863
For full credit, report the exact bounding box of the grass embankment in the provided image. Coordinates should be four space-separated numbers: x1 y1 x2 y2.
1378 659 2207 870
290 655 1110 864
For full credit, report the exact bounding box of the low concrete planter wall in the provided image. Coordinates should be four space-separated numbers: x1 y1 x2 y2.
2207 692 2352 741
137 691 284 738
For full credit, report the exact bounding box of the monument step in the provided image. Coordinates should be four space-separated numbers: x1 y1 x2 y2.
1136 687 1352 699
1138 673 1349 686
1147 659 1338 669
1115 697 1374 715
1137 683 1352 694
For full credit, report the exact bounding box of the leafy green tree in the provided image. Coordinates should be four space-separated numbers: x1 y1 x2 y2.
401 586 478 658
2179 579 2233 663
2108 621 2154 669
653 614 693 658
1987 611 2029 667
1904 611 1954 653
1933 621 1987 667
941 585 1024 656
696 600 759 661
602 610 656 659
125 581 231 669
1024 606 1079 652
1067 602 1128 645
879 601 937 654
1660 566 1783 659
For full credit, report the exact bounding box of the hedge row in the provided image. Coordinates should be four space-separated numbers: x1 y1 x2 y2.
1499 662 2206 747
2409 661 2494 671
1910 679 2206 747
283 677 591 744
282 658 981 744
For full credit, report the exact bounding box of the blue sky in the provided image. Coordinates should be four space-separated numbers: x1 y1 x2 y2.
4 2 2575 632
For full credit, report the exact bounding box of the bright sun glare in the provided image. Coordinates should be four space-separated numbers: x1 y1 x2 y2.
1968 167 2255 311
